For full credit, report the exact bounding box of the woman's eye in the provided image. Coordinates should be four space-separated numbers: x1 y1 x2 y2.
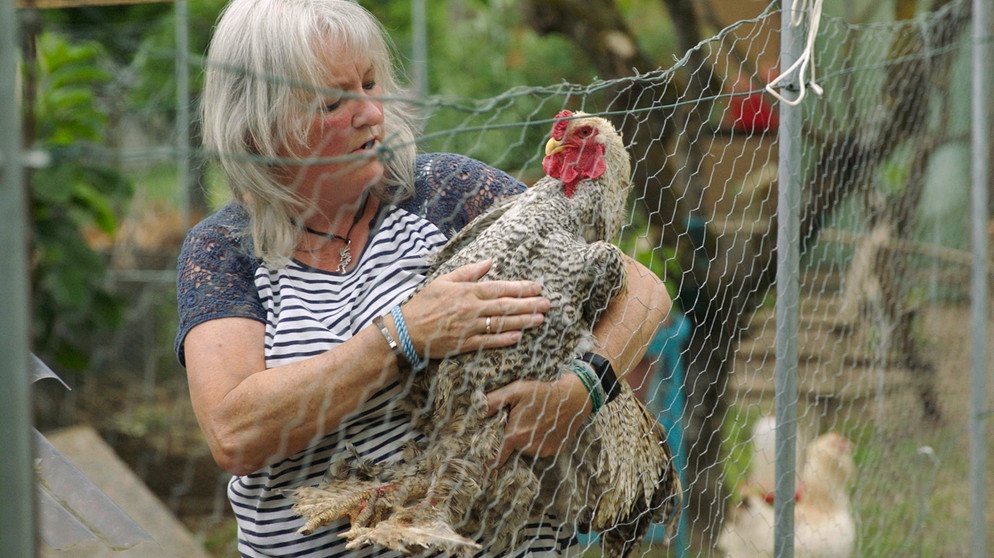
323 100 341 112
363 81 376 91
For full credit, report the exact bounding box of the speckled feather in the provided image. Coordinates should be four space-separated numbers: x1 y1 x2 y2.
293 112 681 557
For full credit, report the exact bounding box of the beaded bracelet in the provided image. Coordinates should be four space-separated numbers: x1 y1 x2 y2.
390 305 427 371
373 315 403 359
571 359 606 413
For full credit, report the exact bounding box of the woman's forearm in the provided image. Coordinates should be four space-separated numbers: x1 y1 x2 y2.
187 262 550 475
186 319 402 475
590 256 672 378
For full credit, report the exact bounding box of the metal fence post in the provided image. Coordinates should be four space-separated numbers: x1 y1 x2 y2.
411 0 428 100
0 2 37 556
775 1 803 556
176 0 191 231
969 0 990 555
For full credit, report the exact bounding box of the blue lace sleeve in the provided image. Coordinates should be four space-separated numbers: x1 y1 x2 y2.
403 153 526 237
174 203 266 366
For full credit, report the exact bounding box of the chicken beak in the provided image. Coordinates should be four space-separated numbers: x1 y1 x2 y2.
545 137 565 156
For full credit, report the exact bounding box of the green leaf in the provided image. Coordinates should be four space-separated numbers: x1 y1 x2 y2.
32 166 76 204
28 30 134 372
48 65 112 90
72 183 119 234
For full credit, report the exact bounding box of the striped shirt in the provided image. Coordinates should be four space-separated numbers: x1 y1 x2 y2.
175 154 573 557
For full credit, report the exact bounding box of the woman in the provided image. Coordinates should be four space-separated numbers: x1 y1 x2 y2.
175 0 671 556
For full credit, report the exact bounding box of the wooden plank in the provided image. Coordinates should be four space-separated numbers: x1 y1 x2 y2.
17 0 171 9
41 425 213 558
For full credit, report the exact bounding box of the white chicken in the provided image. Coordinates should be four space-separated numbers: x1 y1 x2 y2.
717 430 856 558
740 415 805 504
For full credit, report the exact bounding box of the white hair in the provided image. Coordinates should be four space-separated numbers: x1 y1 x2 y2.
201 0 419 267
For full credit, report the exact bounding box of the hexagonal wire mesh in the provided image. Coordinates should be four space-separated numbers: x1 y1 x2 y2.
8 0 991 556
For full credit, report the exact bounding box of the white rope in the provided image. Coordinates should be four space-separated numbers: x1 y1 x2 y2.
766 0 825 106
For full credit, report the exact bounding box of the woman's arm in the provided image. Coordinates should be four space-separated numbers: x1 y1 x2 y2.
184 260 550 475
486 256 672 466
184 316 397 475
589 255 673 377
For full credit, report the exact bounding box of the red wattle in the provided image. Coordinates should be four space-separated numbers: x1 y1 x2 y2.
576 143 606 180
543 140 606 198
560 164 580 186
542 152 562 178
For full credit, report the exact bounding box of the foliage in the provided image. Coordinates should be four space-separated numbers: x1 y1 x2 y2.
368 1 602 174
619 210 684 309
124 1 663 179
719 405 764 497
127 0 228 121
40 4 173 65
29 32 133 371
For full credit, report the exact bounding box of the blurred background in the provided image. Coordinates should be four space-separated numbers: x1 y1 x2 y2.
5 0 992 556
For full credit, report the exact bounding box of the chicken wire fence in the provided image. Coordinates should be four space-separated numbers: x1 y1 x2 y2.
5 0 992 557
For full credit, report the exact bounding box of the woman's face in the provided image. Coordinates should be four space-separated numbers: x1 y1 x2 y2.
286 41 385 211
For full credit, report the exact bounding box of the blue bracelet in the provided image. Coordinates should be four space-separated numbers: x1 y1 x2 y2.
390 306 427 371
572 360 604 413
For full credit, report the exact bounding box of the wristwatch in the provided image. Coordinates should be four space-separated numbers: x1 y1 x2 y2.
580 352 620 403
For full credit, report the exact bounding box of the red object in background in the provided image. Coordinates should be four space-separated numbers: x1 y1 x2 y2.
726 67 780 134
729 89 779 134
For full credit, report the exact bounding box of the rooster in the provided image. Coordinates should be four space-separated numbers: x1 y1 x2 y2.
292 110 682 556
717 431 856 558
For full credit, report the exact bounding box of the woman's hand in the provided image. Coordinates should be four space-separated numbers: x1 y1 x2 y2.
484 373 591 468
399 260 551 359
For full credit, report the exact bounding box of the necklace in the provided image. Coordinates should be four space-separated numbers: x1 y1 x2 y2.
304 192 371 273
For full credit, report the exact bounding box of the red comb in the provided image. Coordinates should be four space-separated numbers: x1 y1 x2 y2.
551 110 573 140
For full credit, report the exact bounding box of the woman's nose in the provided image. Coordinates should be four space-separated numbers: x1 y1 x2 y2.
353 96 384 129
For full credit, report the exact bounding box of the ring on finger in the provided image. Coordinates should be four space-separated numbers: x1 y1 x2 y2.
485 316 492 335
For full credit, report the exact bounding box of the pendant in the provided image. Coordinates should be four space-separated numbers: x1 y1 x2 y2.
336 240 352 273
